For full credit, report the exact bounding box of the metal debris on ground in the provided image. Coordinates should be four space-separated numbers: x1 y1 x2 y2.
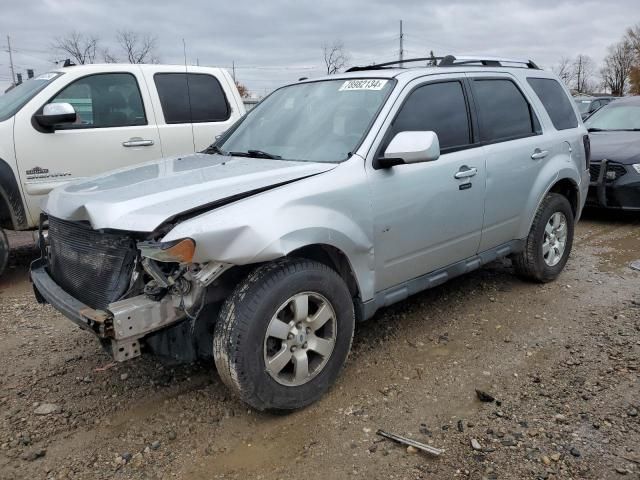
376 430 444 456
630 260 640 272
475 389 496 402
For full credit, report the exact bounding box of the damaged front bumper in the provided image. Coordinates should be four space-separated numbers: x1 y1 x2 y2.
587 159 640 210
31 258 185 362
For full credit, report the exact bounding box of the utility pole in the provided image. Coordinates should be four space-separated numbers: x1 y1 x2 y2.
7 35 16 86
399 20 404 67
232 60 236 82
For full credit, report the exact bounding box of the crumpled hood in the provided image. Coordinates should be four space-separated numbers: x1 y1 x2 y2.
590 131 640 164
44 154 336 231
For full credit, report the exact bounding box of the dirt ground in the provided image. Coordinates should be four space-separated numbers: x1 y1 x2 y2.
0 211 638 480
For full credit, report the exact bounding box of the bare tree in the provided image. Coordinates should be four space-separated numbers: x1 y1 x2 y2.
600 40 634 96
52 31 99 64
322 41 349 75
116 30 159 64
572 54 595 93
235 81 250 99
626 23 640 58
101 48 118 63
624 23 640 94
553 57 574 86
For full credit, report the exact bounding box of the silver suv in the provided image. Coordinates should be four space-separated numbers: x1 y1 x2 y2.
31 55 590 411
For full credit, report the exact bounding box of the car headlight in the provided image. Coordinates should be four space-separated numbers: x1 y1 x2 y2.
137 238 196 264
632 163 640 174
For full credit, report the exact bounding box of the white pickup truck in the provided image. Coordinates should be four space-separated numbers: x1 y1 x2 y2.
0 63 245 274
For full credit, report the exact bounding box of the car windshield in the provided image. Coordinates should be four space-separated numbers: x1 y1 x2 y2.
585 104 640 131
575 100 592 114
218 78 395 163
0 72 62 122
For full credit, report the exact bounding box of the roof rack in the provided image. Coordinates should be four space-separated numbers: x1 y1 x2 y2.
345 55 539 72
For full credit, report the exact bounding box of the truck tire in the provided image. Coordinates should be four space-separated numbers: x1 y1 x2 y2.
0 228 8 277
213 258 355 411
513 193 574 283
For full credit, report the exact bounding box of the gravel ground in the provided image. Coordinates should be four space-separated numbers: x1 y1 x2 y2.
0 211 638 480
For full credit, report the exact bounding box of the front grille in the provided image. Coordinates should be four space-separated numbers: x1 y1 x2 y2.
47 216 136 310
589 162 627 182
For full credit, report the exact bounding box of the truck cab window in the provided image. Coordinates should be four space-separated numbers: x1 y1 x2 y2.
51 73 146 128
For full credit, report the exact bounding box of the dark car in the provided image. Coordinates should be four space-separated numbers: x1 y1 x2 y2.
585 96 640 210
575 96 616 121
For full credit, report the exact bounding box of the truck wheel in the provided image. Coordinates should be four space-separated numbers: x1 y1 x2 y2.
0 228 8 277
213 258 355 411
513 193 574 283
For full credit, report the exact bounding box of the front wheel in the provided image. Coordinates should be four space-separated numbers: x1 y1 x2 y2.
513 193 574 282
213 258 355 411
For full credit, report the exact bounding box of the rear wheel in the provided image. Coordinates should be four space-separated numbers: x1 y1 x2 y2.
0 228 8 277
213 258 355 411
513 193 574 282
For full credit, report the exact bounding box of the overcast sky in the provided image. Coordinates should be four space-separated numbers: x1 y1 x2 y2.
0 0 637 96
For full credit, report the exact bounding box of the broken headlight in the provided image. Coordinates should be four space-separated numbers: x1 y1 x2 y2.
137 238 196 264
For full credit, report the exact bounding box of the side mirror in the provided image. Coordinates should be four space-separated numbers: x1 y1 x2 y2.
377 131 440 168
35 102 77 129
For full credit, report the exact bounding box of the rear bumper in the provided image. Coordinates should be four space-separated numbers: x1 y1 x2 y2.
586 160 640 210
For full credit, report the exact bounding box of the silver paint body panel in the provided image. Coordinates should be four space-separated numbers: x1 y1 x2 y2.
42 66 589 307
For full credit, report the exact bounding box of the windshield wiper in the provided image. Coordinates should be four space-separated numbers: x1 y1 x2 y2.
229 149 282 159
201 144 227 155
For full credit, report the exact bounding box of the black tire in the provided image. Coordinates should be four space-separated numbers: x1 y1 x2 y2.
513 193 574 283
0 228 8 277
213 258 355 411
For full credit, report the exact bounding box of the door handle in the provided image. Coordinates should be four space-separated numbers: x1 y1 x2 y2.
531 149 549 160
122 138 154 147
454 165 478 179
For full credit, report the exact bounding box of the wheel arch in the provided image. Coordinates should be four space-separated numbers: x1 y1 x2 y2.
518 165 581 240
0 158 29 230
287 243 361 301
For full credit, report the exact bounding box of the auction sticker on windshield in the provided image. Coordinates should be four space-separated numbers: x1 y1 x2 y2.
339 79 388 91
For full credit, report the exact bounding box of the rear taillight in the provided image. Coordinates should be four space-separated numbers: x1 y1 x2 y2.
582 135 591 170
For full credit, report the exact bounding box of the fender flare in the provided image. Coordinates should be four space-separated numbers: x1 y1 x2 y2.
0 157 28 230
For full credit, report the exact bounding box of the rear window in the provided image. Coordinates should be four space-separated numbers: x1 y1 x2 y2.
154 73 230 124
472 79 539 143
527 78 578 130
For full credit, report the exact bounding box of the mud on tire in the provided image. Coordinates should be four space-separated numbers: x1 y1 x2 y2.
513 193 575 283
213 258 355 411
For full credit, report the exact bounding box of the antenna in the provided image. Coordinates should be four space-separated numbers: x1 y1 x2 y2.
399 20 404 68
7 35 16 86
183 38 196 152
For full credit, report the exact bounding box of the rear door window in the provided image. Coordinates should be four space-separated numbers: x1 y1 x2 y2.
390 80 472 152
154 73 230 124
472 79 540 143
527 78 578 130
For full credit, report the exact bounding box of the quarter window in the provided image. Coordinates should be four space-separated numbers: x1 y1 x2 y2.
472 79 539 143
391 81 471 151
51 73 146 128
530 77 583 130
154 73 230 124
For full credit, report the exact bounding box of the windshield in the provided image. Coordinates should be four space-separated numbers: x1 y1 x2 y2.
585 104 640 131
218 78 395 162
575 100 592 114
0 73 62 122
